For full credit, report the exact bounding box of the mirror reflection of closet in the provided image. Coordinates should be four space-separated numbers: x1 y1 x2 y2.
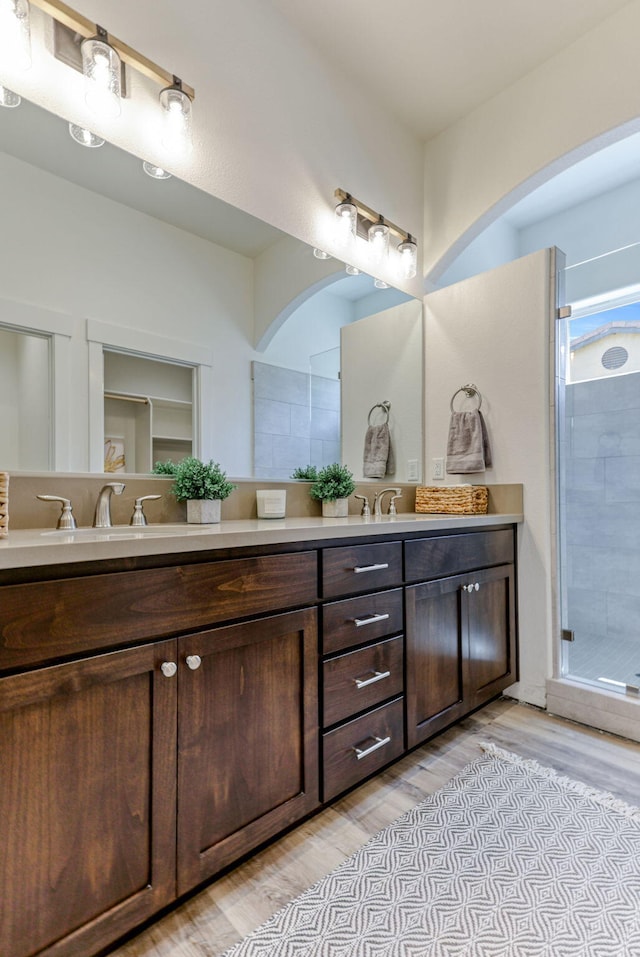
103 351 194 473
0 327 51 470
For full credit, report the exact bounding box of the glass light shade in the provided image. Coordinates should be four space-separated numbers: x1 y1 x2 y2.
313 248 331 260
160 85 192 152
143 161 172 180
335 199 357 248
374 278 389 289
368 218 390 265
0 85 21 108
345 264 360 276
0 0 31 71
69 123 105 148
398 236 418 279
82 36 121 118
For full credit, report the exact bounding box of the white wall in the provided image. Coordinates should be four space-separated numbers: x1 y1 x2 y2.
3 1 424 299
423 1 640 281
424 250 555 707
341 300 423 483
264 289 354 374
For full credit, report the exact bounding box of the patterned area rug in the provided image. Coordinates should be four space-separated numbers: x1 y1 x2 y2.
221 744 640 956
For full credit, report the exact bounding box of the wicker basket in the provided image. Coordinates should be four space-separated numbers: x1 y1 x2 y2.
415 484 488 515
0 471 8 537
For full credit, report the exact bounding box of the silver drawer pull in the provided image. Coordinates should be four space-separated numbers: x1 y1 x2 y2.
353 735 391 760
353 563 389 574
353 612 390 628
354 670 391 689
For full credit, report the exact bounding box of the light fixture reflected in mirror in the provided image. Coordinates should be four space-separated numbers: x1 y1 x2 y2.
313 248 331 260
69 122 105 147
374 278 389 289
143 161 172 180
0 85 21 108
0 0 32 72
397 235 418 279
81 29 122 118
160 81 192 153
345 264 360 276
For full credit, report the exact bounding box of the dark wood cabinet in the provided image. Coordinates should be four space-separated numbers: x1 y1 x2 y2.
177 608 319 893
406 561 516 749
0 640 177 957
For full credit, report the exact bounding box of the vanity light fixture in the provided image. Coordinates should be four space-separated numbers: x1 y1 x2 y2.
334 193 358 249
81 27 121 118
143 161 172 180
160 79 192 152
0 0 32 72
0 85 22 107
397 234 418 279
68 122 104 147
368 216 390 265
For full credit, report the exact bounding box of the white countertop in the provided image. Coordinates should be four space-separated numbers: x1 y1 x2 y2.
0 512 523 570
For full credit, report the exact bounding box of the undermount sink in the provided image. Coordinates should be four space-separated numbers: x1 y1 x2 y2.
41 524 198 538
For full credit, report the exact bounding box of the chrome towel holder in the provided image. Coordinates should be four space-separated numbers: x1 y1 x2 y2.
450 383 482 413
368 400 391 425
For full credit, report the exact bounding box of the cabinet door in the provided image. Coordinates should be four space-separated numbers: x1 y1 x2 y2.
464 563 517 711
177 608 319 894
0 640 177 957
405 576 467 748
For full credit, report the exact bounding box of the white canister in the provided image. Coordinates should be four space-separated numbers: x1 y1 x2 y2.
256 489 286 519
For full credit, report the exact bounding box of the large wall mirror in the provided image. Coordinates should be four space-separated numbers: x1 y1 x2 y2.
0 95 422 481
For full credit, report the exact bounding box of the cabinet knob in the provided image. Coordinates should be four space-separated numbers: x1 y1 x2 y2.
160 661 178 678
186 654 202 671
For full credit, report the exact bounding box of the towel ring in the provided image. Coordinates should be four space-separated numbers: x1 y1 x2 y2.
450 384 482 413
368 400 391 426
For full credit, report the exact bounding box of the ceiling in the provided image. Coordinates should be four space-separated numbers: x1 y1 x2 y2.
269 0 632 141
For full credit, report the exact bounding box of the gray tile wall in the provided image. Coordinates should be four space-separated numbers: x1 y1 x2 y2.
565 370 640 686
253 361 340 479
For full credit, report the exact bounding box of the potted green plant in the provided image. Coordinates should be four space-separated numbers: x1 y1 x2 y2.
290 465 319 481
169 457 236 523
309 463 356 517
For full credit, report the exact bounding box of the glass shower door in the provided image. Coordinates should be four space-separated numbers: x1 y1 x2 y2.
557 248 640 695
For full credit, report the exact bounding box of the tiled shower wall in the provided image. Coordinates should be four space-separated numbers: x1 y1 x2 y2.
564 370 640 685
253 361 340 479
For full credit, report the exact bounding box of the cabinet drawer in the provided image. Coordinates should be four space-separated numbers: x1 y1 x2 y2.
322 588 403 655
323 635 403 727
322 697 404 801
405 529 514 583
0 551 318 671
322 541 402 599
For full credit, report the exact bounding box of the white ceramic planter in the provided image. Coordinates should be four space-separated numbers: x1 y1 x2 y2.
186 499 221 524
321 498 349 518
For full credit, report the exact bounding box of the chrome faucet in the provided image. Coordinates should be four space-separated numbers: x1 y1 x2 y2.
93 482 125 527
373 487 402 517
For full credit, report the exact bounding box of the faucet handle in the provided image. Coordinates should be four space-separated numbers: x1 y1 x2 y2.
354 494 371 518
388 490 402 516
130 494 162 527
36 494 77 530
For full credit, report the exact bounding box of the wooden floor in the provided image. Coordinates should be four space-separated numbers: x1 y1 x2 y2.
108 698 640 957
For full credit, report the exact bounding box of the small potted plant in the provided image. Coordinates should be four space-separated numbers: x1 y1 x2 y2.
309 463 356 517
290 465 319 481
169 457 236 524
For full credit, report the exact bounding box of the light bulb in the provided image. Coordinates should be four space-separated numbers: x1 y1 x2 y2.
397 236 418 279
0 85 21 108
0 0 31 71
82 35 121 118
143 161 172 180
368 217 390 265
160 84 192 153
345 264 360 276
69 123 105 148
335 197 357 249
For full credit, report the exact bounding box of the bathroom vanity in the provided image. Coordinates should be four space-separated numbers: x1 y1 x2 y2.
0 512 519 957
